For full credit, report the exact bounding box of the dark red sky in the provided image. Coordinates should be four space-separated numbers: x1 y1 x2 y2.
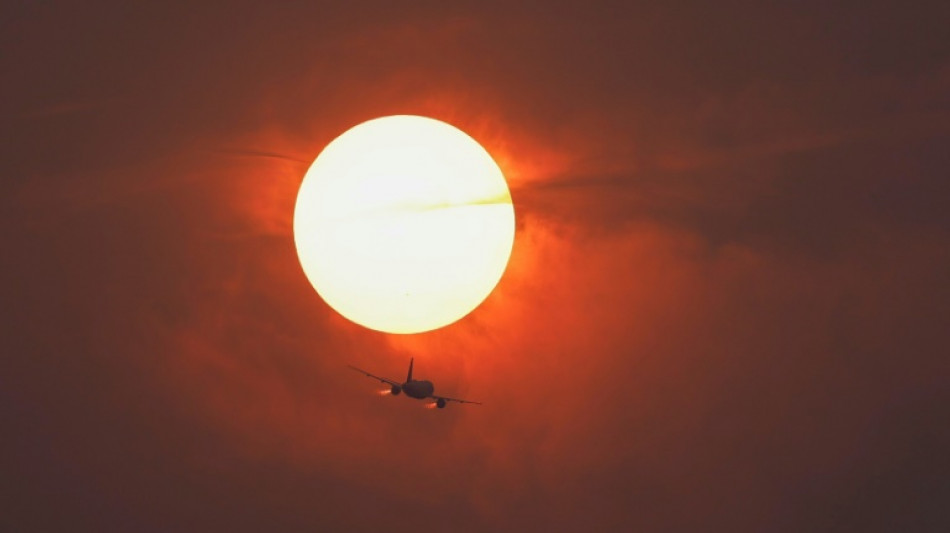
3 2 949 531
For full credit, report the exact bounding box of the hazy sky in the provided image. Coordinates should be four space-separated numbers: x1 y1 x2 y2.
3 2 949 531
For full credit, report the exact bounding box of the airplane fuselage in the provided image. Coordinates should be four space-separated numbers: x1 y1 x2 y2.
401 379 434 400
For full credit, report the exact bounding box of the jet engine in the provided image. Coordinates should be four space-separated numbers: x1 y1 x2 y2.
436 398 446 409
390 385 401 396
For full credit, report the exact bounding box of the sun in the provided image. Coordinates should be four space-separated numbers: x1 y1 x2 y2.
293 115 515 334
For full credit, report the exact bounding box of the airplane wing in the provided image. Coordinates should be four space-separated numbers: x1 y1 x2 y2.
347 365 401 387
431 394 483 406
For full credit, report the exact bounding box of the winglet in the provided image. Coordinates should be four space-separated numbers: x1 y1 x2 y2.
407 357 414 382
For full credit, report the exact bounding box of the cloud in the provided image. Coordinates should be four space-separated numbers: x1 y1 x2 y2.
3 2 950 531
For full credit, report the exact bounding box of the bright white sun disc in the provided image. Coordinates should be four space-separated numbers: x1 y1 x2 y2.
294 115 515 334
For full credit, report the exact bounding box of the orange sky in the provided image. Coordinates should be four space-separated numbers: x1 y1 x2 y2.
3 2 950 531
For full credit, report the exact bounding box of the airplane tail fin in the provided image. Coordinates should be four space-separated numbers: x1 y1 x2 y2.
407 358 414 382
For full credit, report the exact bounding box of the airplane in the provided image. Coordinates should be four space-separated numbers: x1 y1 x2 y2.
348 358 482 409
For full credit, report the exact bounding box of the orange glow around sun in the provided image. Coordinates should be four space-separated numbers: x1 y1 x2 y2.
294 115 515 334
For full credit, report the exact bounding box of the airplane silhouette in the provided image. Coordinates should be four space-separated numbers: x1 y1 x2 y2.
348 358 482 408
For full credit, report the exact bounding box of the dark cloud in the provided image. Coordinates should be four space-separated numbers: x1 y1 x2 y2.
3 2 950 532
